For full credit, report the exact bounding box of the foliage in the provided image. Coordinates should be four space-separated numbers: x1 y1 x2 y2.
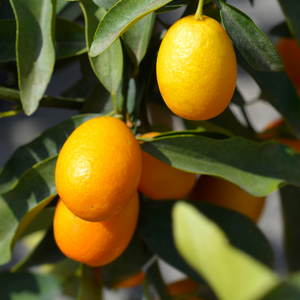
1 0 300 299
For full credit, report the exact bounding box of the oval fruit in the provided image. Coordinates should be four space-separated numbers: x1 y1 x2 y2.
55 116 142 222
138 132 196 200
189 175 265 222
157 15 237 121
53 192 139 267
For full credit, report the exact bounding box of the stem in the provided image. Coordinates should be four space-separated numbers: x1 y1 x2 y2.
142 277 152 300
111 92 120 115
0 86 84 110
156 17 170 29
194 0 205 20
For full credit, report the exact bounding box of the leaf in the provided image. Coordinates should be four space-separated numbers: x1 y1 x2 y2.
92 0 118 10
280 185 300 272
278 0 300 46
101 231 153 288
55 18 86 59
0 271 62 300
140 134 300 197
146 260 172 300
89 0 173 57
236 49 300 139
0 18 86 63
219 1 284 72
269 21 292 38
80 0 123 94
0 113 101 194
12 226 66 272
138 200 274 284
173 202 278 300
77 264 102 300
56 0 68 14
155 0 189 14
0 156 58 265
57 1 83 21
122 12 155 66
9 0 56 115
258 282 300 300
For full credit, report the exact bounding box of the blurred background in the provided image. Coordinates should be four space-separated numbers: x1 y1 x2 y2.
0 0 288 298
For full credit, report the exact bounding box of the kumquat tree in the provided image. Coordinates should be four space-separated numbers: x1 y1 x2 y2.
1 0 300 299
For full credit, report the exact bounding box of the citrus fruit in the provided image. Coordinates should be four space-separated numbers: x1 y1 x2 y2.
276 38 300 94
189 175 265 222
138 132 196 200
55 116 142 222
156 15 237 121
167 278 202 300
53 192 139 267
115 271 145 288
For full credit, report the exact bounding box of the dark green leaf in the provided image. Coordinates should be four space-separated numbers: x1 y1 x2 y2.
173 202 278 300
280 185 300 272
278 0 300 46
141 135 300 197
92 0 118 10
12 226 65 272
89 0 173 57
0 18 86 62
101 231 153 288
155 0 189 14
80 0 123 94
0 156 58 265
236 49 300 139
258 282 300 300
0 114 101 194
122 12 155 66
219 1 284 72
78 264 102 300
56 0 68 14
146 260 172 300
80 81 114 114
0 271 62 300
269 21 292 38
9 0 56 115
57 1 82 21
0 19 16 62
55 18 86 59
138 200 274 284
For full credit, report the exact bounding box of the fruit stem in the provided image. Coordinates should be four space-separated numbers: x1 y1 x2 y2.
194 0 205 20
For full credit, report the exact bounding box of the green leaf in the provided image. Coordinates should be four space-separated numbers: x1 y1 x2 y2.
56 0 68 14
9 0 56 115
12 226 66 272
236 49 300 139
55 18 86 59
77 264 102 300
101 231 153 288
0 113 101 194
0 18 86 62
89 0 173 57
219 1 284 72
138 200 274 284
80 0 123 94
57 1 82 21
278 0 300 46
80 81 114 114
280 185 300 272
269 21 292 38
140 134 300 197
155 0 189 14
0 271 62 300
173 202 278 300
122 12 155 66
258 282 300 300
92 0 118 10
146 260 172 300
0 156 58 265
